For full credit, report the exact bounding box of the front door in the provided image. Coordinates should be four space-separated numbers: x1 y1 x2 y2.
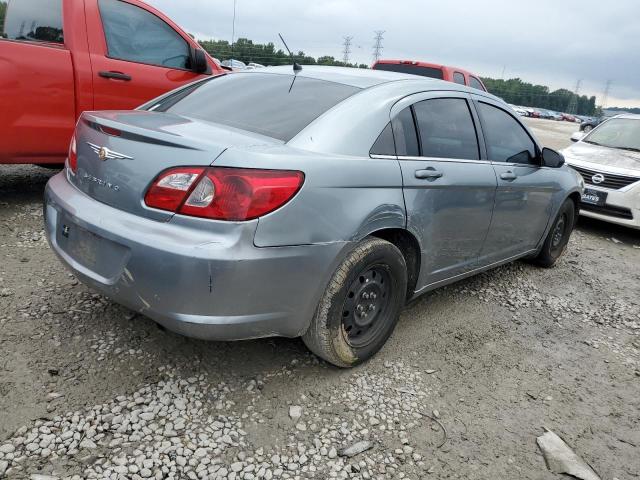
474 99 557 262
393 94 497 288
86 0 206 111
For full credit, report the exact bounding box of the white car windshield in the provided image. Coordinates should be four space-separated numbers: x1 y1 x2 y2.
584 118 640 152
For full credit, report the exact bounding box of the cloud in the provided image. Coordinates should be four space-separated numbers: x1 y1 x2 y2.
149 0 640 106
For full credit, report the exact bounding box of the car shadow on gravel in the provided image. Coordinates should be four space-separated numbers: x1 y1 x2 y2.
576 216 640 244
0 165 59 204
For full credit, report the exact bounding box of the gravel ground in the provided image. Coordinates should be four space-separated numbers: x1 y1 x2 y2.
1 119 639 480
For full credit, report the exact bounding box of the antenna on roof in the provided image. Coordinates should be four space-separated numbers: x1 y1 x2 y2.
278 33 302 72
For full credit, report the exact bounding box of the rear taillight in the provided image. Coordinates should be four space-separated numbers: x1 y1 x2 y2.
144 167 304 221
68 134 77 173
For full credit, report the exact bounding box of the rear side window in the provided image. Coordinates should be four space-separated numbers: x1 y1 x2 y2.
453 72 465 85
477 102 536 164
1 0 63 44
373 63 444 80
99 0 190 69
469 76 485 91
413 98 479 160
163 73 361 142
370 123 396 156
392 107 420 156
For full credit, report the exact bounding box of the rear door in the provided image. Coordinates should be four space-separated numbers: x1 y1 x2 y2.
85 0 208 111
393 92 497 288
0 0 74 163
473 97 557 262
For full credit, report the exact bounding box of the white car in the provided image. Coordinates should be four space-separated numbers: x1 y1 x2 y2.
563 114 640 229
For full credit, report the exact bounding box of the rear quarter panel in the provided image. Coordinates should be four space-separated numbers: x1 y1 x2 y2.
211 146 407 247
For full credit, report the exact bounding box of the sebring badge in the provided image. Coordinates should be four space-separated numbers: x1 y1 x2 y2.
87 142 133 161
591 173 605 184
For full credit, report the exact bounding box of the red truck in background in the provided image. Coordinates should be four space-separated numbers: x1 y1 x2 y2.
0 0 224 165
372 59 488 92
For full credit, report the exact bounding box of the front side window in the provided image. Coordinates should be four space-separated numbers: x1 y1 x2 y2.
469 76 485 91
453 72 465 85
478 102 536 164
413 98 479 160
162 73 361 142
99 0 190 69
1 0 63 44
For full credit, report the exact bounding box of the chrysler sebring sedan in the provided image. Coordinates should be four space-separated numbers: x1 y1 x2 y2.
44 66 582 367
564 114 640 229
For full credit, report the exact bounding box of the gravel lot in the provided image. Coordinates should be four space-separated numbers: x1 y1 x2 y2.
1 118 639 479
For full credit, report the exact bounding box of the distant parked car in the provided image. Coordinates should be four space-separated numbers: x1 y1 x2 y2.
510 105 529 117
562 113 576 122
580 117 605 132
221 59 247 70
564 114 640 228
0 0 224 166
44 66 581 367
372 59 487 91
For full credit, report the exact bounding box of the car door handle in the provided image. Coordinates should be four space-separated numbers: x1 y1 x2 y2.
500 171 518 181
98 71 132 81
415 168 443 180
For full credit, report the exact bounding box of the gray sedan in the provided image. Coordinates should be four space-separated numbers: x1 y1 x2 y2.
44 66 583 367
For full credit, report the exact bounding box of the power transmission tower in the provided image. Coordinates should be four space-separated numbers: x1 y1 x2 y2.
342 36 353 64
372 30 385 62
566 79 581 114
601 80 612 110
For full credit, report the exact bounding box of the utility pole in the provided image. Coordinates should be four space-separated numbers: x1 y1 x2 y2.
601 80 612 110
230 0 237 59
372 30 385 63
566 79 581 114
342 36 353 65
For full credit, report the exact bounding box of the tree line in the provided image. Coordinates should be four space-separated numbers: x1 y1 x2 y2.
480 78 597 115
199 37 369 69
0 2 7 36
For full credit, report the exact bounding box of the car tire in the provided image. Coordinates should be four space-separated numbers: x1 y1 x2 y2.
532 199 575 268
582 125 593 133
302 237 407 368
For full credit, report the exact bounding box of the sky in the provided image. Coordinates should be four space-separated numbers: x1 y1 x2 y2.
148 0 640 108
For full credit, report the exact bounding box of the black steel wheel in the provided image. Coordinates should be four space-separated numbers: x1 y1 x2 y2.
341 265 393 348
302 237 407 367
532 198 575 268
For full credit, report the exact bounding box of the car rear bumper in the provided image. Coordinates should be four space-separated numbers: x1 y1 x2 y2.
44 172 348 340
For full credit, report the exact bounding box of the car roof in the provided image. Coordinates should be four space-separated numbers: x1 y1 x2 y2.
237 65 500 101
612 113 640 120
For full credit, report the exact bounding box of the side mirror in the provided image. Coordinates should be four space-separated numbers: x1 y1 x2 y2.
570 131 586 142
542 147 565 168
191 48 210 74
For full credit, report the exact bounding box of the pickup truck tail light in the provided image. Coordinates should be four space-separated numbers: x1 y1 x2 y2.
144 167 304 221
68 134 78 173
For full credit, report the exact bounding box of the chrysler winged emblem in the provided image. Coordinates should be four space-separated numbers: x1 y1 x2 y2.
87 142 133 161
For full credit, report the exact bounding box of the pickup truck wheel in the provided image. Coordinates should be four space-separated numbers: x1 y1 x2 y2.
302 237 407 368
532 198 575 268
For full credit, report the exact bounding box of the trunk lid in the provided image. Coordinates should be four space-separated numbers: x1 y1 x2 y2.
71 110 281 220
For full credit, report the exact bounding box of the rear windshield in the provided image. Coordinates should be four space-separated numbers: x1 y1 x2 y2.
156 73 361 141
373 63 444 80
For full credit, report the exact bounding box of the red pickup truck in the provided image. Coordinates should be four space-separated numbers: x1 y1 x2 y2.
372 59 487 92
0 0 224 165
